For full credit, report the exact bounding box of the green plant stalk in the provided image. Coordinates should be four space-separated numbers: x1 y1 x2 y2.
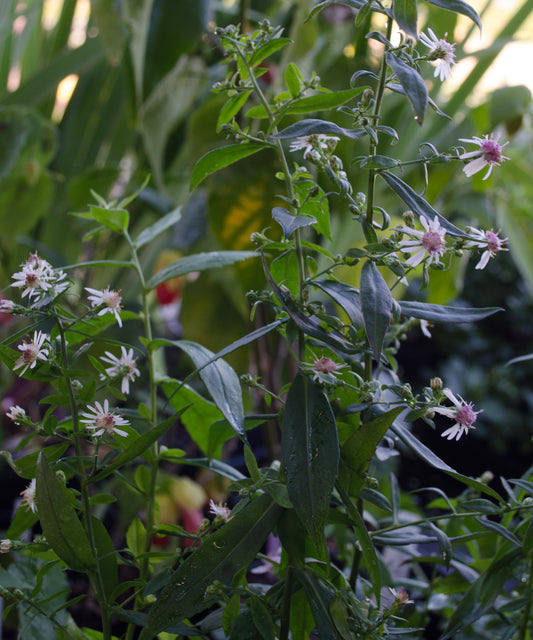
56 316 113 639
279 566 294 640
124 231 159 639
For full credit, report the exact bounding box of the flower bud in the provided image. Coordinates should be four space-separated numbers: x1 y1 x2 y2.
430 377 443 392
362 88 374 107
402 210 415 228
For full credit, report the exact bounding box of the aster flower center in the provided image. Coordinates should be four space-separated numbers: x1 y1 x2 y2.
481 139 503 164
422 231 444 255
97 413 117 431
456 403 478 428
314 356 338 373
103 291 121 309
485 230 502 252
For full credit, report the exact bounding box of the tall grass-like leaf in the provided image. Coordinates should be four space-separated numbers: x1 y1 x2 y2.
281 374 339 552
294 568 346 640
425 0 481 30
360 261 392 362
35 453 94 572
190 144 268 190
385 53 427 124
271 118 366 141
399 300 503 323
140 494 283 638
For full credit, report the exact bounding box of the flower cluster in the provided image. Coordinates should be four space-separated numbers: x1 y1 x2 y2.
11 252 69 302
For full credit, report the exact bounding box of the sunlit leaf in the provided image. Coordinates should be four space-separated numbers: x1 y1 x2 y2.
190 144 268 191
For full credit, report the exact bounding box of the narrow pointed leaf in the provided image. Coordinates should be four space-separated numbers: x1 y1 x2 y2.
475 517 521 547
385 53 427 124
399 301 503 323
141 494 283 638
394 0 418 37
283 87 364 115
425 0 481 30
270 118 366 141
217 90 252 131
174 340 245 437
89 205 129 233
148 251 256 289
190 144 267 190
281 374 339 552
390 419 505 503
134 206 182 249
35 453 94 572
273 206 317 237
381 171 468 237
294 568 345 640
360 261 392 362
312 279 364 328
248 37 292 67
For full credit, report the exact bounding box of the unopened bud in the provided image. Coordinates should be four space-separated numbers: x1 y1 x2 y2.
480 470 494 484
402 210 415 228
430 377 443 392
362 88 374 107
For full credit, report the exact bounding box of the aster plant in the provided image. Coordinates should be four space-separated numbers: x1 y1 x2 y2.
0 1 532 640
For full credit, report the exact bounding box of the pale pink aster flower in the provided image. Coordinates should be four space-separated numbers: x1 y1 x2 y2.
0 299 14 313
398 216 447 268
85 286 123 327
209 499 232 521
100 347 140 394
14 330 50 376
289 134 339 156
6 405 27 425
459 133 509 180
0 540 12 553
389 587 414 606
435 388 482 441
81 399 129 438
20 479 37 513
419 28 456 81
465 227 508 270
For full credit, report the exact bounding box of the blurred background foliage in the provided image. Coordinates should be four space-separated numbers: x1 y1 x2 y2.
0 0 532 473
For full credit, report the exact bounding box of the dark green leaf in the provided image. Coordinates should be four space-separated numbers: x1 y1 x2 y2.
360 261 392 362
460 499 500 515
217 90 252 131
140 494 283 638
523 513 533 556
271 118 366 141
190 144 268 190
394 0 418 38
357 154 399 169
147 251 256 289
0 443 68 480
249 596 277 640
385 53 427 124
170 340 245 437
399 301 503 323
294 568 345 640
281 374 339 552
35 453 94 572
283 88 364 115
424 0 481 30
441 549 522 639
381 171 468 237
272 206 316 237
134 206 182 249
312 280 364 328
390 420 505 503
476 517 521 547
91 516 118 602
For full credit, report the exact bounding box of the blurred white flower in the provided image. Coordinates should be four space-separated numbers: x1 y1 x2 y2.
20 479 37 513
419 28 456 81
209 499 232 521
6 405 27 425
100 347 140 394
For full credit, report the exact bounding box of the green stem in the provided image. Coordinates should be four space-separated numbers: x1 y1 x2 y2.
279 566 293 640
56 317 112 639
518 555 533 640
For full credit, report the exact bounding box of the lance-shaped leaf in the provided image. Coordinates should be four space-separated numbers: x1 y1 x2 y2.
385 52 427 124
294 568 346 640
394 0 418 38
399 301 503 323
441 548 522 639
312 279 364 328
148 250 256 289
134 206 182 249
140 494 283 639
173 340 245 437
35 453 94 572
89 204 129 233
273 206 317 238
217 90 252 131
425 0 481 30
190 144 268 191
282 87 364 115
381 171 468 237
270 118 366 141
390 419 505 503
360 261 392 362
281 374 339 553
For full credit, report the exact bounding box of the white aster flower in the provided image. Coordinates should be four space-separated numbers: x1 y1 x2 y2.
100 347 140 394
14 330 50 376
11 253 69 301
20 478 37 513
465 227 508 270
85 286 123 327
397 215 447 268
0 539 12 554
458 133 509 180
289 133 340 156
419 28 456 81
209 499 232 521
0 298 15 313
6 405 27 425
81 399 129 438
435 388 482 441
